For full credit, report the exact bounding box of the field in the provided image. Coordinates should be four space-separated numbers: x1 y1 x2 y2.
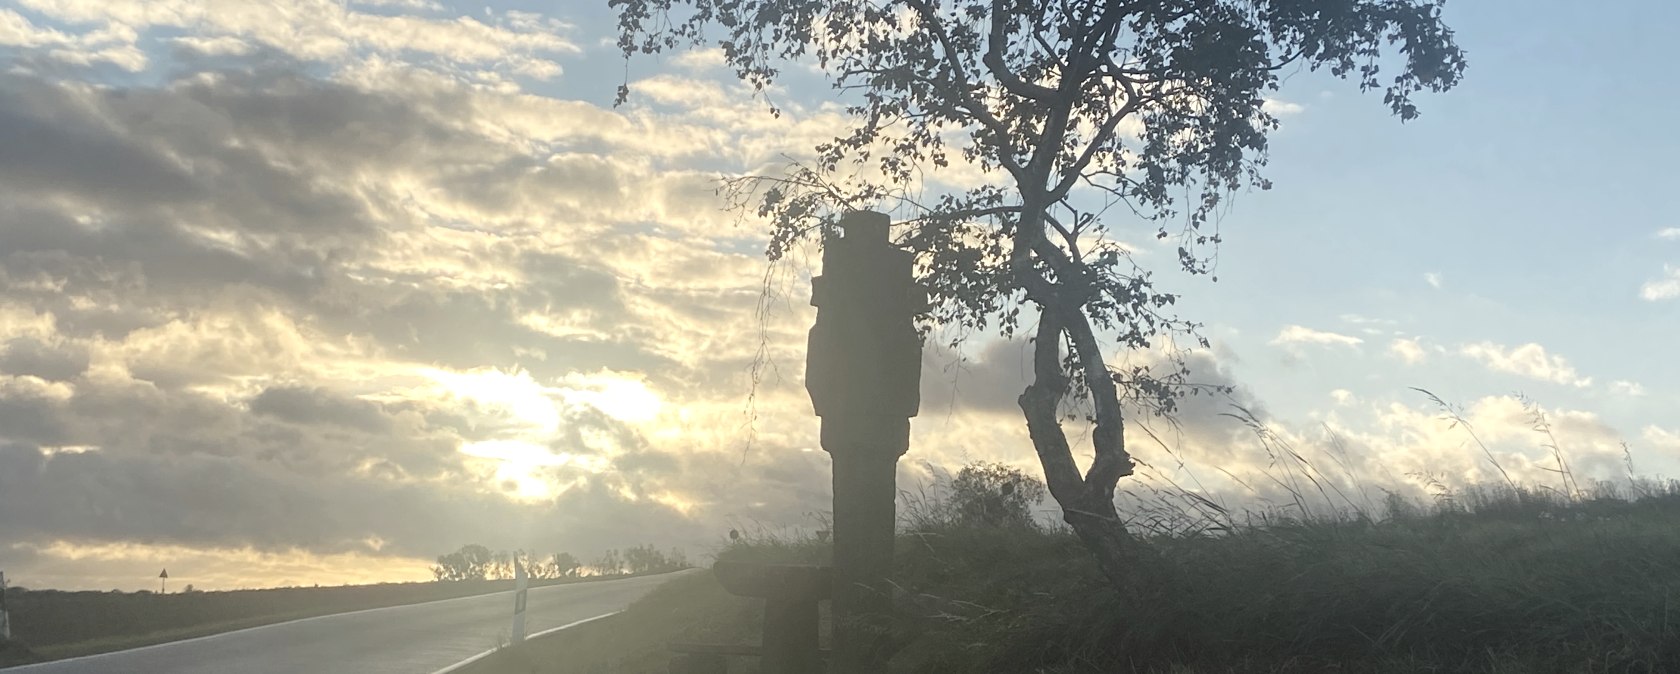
0 574 638 668
466 479 1680 674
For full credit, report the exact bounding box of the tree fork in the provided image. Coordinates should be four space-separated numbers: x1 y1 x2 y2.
1019 297 1145 593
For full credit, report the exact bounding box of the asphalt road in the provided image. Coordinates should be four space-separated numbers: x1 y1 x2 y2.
4 571 692 674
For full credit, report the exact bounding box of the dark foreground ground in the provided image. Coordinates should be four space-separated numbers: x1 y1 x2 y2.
0 573 665 668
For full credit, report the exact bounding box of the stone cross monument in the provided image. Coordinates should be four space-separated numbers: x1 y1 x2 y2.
805 210 925 672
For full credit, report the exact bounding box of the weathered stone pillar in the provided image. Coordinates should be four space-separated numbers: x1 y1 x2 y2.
805 210 925 673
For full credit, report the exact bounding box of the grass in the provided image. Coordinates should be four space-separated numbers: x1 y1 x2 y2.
882 482 1680 673
566 482 1680 674
865 394 1680 673
0 573 662 668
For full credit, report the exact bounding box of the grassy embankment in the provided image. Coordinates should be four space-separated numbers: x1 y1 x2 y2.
466 484 1680 674
0 574 647 668
467 408 1680 673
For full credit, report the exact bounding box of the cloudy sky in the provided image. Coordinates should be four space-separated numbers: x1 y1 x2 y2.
1 0 1676 591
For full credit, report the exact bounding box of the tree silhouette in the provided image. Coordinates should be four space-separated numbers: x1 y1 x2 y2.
549 552 583 578
593 549 625 577
431 544 494 582
613 0 1465 589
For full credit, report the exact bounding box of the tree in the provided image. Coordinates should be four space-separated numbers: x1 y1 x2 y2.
549 552 583 578
431 544 494 582
593 549 625 576
950 461 1049 528
623 544 668 574
612 0 1464 590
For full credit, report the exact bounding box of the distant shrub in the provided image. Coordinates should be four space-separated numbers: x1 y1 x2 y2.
950 462 1047 529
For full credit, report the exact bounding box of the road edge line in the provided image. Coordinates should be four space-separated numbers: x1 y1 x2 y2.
428 610 623 674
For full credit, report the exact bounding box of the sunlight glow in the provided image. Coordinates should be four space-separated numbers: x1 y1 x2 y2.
459 439 609 501
418 367 666 502
423 366 562 433
561 371 663 423
651 491 698 515
12 540 432 592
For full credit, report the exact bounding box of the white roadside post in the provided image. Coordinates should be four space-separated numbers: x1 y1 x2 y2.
510 555 529 643
1 570 12 641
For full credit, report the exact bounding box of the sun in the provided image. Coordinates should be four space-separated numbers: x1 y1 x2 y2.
418 366 664 501
421 366 559 430
459 439 606 501
560 372 663 423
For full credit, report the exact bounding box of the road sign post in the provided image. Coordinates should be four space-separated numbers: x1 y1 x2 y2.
510 555 529 643
805 210 926 673
159 568 168 595
1 570 11 641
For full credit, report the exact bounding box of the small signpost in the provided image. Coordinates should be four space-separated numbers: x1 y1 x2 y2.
159 568 168 595
1 570 12 641
806 210 926 673
510 555 529 643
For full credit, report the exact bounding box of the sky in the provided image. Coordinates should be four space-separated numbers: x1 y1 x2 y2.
0 0 1676 592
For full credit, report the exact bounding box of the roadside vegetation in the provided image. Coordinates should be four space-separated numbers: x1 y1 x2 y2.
431 544 689 581
878 475 1680 672
471 397 1680 674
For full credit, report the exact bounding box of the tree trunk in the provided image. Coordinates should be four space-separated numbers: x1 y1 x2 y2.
1017 301 1147 593
1009 159 1146 593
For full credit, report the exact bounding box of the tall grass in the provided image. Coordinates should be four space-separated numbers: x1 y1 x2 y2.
718 390 1680 673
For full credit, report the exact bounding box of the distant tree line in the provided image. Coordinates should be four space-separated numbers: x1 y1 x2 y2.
429 544 688 582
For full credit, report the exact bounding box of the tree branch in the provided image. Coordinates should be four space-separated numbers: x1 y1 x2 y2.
983 0 1060 101
902 0 1029 181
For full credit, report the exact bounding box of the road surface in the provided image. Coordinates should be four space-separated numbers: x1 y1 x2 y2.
4 571 692 674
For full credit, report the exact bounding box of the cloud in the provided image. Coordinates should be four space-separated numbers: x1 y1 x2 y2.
914 334 1271 482
1641 265 1680 301
0 51 859 589
10 0 579 79
1271 325 1363 349
1458 341 1592 388
1425 272 1443 289
1609 380 1645 397
1335 394 1630 493
168 35 255 57
0 337 89 382
0 8 147 71
1645 425 1680 453
672 48 728 71
1656 228 1680 241
248 386 393 434
1388 337 1429 365
1261 98 1303 116
1338 313 1398 337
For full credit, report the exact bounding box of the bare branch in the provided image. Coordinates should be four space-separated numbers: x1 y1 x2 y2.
982 0 1060 101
